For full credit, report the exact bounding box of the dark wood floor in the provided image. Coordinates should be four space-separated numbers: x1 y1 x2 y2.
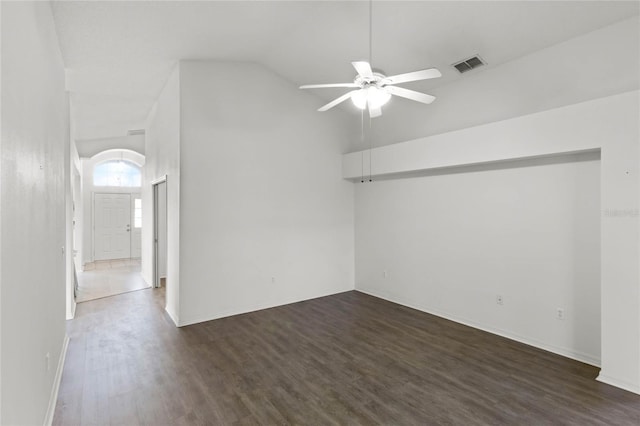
54 289 640 425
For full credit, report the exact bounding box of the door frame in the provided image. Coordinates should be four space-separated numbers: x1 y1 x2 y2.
151 175 168 289
130 194 142 259
92 192 132 261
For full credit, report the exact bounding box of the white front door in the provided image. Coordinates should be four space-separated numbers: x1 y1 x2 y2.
94 193 131 261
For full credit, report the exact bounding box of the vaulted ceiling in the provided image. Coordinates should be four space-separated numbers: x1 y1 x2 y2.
52 1 639 145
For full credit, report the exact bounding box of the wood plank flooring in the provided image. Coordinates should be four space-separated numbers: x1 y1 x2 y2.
53 289 640 425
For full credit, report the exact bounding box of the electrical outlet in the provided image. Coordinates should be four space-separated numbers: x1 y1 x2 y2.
383 269 388 278
557 308 565 320
45 352 50 372
271 277 275 284
496 295 503 305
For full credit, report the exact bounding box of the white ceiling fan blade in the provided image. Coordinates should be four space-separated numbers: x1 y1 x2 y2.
368 104 382 118
352 61 373 78
300 83 359 89
318 90 358 112
384 68 442 85
386 86 436 104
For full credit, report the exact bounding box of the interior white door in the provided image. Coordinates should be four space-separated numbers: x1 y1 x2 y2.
94 193 131 261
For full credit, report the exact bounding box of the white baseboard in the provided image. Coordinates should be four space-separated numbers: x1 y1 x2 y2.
141 271 152 288
66 300 76 320
44 334 69 426
356 287 601 367
165 306 180 327
597 373 640 395
178 288 353 327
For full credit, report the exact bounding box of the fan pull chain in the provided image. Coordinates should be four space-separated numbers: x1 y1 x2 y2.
361 109 365 183
358 0 373 185
369 113 373 182
368 0 373 183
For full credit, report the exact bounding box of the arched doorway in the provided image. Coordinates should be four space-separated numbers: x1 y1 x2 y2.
75 149 149 302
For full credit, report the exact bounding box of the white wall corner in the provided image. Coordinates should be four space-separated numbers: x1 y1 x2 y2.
357 288 602 368
596 373 640 396
66 300 76 321
165 307 180 327
177 289 354 328
349 90 639 394
43 334 69 426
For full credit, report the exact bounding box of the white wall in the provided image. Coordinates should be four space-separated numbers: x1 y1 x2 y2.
143 65 180 323
80 150 144 266
0 2 69 424
356 153 601 364
177 61 354 326
345 90 640 393
64 112 76 321
66 134 81 320
71 140 81 269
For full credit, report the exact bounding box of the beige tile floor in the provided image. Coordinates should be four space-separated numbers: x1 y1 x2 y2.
76 258 150 303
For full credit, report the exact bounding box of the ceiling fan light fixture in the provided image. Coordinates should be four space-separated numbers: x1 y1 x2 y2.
350 86 391 110
351 89 368 109
367 86 391 109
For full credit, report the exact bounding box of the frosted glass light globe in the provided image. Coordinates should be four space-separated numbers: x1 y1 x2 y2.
350 86 391 110
367 86 391 109
350 89 368 109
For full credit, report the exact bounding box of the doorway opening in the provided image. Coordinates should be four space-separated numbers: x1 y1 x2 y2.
75 150 148 303
152 177 168 293
76 191 148 302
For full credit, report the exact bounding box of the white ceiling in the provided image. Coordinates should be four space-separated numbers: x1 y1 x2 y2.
52 1 639 143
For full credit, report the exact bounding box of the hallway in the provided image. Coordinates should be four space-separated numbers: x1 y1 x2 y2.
53 288 640 425
76 259 149 303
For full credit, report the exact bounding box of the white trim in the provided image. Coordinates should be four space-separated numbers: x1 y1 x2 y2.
66 299 76 320
89 149 145 167
151 177 168 289
44 334 69 426
165 306 180 327
140 270 152 288
177 289 353 327
597 373 640 395
356 287 601 367
151 174 167 185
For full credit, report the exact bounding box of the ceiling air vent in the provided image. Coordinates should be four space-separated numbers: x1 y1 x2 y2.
127 129 145 136
452 55 486 74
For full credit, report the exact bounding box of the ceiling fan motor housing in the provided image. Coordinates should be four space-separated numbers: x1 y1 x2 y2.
354 72 387 89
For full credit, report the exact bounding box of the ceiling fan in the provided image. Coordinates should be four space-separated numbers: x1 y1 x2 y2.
300 61 441 118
